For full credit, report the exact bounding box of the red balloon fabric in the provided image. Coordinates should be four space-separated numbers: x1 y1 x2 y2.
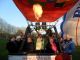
13 0 78 22
55 53 71 60
55 54 63 60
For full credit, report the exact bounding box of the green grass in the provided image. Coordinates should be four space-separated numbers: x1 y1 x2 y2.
0 39 80 60
0 39 8 60
72 46 80 60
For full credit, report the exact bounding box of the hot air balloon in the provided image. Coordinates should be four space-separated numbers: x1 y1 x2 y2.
61 0 80 46
13 0 78 22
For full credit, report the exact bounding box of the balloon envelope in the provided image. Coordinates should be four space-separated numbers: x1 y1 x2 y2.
13 0 78 22
61 1 80 45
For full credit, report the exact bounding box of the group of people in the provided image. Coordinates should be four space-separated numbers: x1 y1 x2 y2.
6 28 76 55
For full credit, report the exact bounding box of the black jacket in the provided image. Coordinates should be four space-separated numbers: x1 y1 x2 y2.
6 41 18 54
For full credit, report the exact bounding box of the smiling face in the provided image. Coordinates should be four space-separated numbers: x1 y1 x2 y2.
27 37 32 43
66 34 71 40
11 37 16 41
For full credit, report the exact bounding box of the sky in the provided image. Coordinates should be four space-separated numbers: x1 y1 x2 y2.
0 0 63 32
0 0 28 27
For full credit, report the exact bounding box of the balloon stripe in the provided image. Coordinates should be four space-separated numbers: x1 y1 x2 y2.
60 14 67 38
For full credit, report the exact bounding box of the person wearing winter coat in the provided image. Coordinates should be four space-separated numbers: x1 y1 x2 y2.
61 35 76 54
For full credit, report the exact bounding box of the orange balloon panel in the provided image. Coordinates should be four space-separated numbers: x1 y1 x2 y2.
13 0 78 22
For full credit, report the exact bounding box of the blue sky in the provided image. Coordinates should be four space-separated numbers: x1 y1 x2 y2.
0 0 63 32
0 0 28 27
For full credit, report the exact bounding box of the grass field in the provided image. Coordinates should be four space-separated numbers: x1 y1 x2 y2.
72 46 80 60
0 39 8 60
0 39 80 60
